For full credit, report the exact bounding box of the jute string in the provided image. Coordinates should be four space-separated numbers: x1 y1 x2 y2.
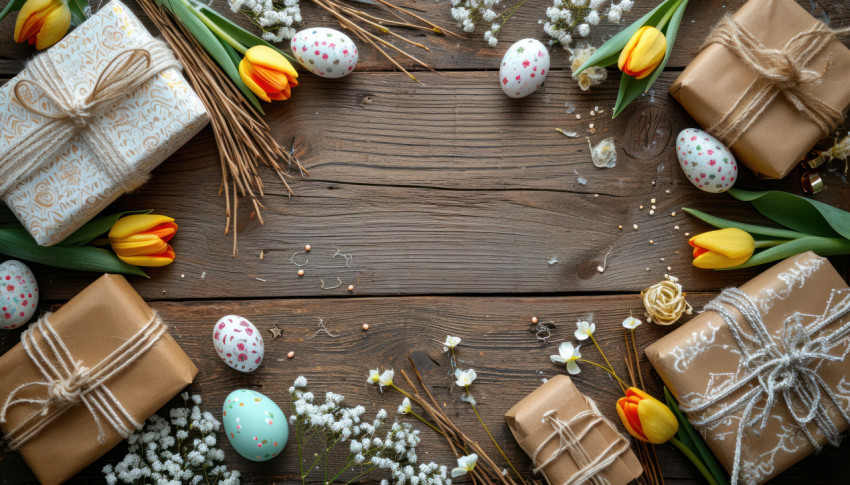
679 287 850 484
0 312 167 450
532 395 631 485
0 39 181 196
702 15 850 147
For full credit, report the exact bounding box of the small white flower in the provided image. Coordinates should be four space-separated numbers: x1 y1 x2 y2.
443 336 461 349
575 320 595 340
451 453 478 477
550 342 582 375
379 369 394 387
367 369 381 384
454 368 477 387
398 397 412 414
622 316 643 330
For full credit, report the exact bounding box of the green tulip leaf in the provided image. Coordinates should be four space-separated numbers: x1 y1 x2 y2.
0 229 148 277
643 0 689 91
159 0 264 113
575 0 680 74
729 189 848 239
58 209 153 246
612 72 652 118
665 388 729 485
0 0 26 23
682 208 808 240
195 4 297 63
726 236 850 270
67 0 90 27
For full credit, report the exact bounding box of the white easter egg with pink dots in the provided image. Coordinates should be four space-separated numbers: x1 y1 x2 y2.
676 128 738 193
499 38 549 98
0 260 38 330
291 27 358 79
213 315 264 372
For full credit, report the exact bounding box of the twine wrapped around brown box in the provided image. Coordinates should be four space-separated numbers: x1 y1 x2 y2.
0 274 197 485
670 0 850 179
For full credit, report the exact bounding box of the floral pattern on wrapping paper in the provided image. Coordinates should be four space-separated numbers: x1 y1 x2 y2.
0 0 208 246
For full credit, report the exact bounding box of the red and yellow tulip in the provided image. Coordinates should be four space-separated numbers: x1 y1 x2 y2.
616 387 678 444
108 214 177 267
14 0 70 50
689 228 755 269
617 26 667 79
238 45 298 102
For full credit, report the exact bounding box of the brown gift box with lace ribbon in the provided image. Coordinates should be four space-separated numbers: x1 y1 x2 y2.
669 0 850 179
505 375 643 485
0 274 197 484
646 252 850 484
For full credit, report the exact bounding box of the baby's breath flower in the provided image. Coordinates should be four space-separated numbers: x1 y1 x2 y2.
228 0 301 43
451 0 504 47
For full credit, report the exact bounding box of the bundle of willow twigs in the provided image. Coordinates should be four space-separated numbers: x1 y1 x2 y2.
309 0 461 82
139 0 305 257
399 359 523 485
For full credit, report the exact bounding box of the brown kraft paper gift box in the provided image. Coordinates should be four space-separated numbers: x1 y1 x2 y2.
505 375 643 485
0 274 198 484
669 0 850 179
646 252 850 484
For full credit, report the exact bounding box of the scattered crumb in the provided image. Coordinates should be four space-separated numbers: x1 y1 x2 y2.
305 244 311 252
674 225 680 230
287 351 295 359
646 267 651 271
576 114 581 119
660 258 665 262
573 169 587 186
348 284 355 291
594 193 599 198
649 240 654 245
200 272 206 279
650 198 656 204
548 257 559 265
633 224 639 230
589 123 594 129
256 277 266 282
649 210 655 215
665 189 671 194
639 205 644 209
651 205 657 210
532 316 538 324
597 265 605 273
180 274 185 279
671 211 677 216
618 225 623 230
362 323 370 331
297 269 304 276
685 232 690 236
260 250 264 260
667 266 672 271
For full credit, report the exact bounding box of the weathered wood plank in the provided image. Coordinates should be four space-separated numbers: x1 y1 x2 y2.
0 0 846 75
4 70 846 301
1 293 848 483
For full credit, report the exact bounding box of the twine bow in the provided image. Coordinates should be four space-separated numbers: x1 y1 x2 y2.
703 15 850 147
0 39 182 196
0 312 167 450
679 287 850 484
532 395 631 485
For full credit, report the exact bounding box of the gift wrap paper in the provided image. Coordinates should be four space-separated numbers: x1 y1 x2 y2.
0 274 198 484
505 375 643 485
0 0 208 246
646 252 850 484
669 0 850 179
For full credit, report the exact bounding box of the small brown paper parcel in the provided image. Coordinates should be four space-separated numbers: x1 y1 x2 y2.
0 274 198 485
669 0 850 179
505 375 643 485
647 252 850 484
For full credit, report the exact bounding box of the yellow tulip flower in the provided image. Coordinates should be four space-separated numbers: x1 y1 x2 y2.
618 26 667 79
616 387 678 444
238 45 298 102
14 0 71 50
689 228 755 269
108 214 177 267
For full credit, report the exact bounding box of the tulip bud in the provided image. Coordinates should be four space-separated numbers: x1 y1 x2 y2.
616 387 678 444
617 26 667 79
108 214 177 267
239 45 298 102
689 227 755 269
14 0 71 50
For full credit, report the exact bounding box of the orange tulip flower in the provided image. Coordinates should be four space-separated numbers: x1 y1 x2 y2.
616 387 678 444
108 214 177 267
238 45 298 102
618 26 667 79
14 0 71 50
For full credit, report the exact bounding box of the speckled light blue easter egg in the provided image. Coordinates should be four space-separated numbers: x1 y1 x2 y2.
222 389 288 461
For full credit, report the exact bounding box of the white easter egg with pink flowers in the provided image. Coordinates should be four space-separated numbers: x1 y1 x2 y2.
291 27 358 78
676 128 738 193
499 38 549 98
213 315 264 372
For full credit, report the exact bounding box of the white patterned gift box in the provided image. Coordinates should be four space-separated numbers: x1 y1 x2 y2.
647 252 850 484
0 0 207 246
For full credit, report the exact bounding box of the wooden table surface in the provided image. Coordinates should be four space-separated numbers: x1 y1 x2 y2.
2 0 850 483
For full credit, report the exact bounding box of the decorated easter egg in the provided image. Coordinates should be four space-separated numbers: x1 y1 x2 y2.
676 128 738 193
291 27 358 78
499 38 549 98
213 315 264 372
222 389 289 461
0 260 38 330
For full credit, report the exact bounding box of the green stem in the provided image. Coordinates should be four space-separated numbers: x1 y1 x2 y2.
670 437 720 485
656 0 685 31
344 466 377 484
589 334 628 394
409 410 444 435
578 359 629 392
754 239 788 248
183 0 248 54
492 0 533 36
466 387 524 482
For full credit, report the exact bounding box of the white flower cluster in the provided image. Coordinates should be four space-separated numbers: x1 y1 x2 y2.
290 376 450 484
450 0 503 47
102 393 240 485
542 0 634 48
228 0 302 43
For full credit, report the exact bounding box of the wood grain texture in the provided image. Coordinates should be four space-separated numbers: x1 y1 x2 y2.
1 294 849 484
0 0 847 76
6 70 848 301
